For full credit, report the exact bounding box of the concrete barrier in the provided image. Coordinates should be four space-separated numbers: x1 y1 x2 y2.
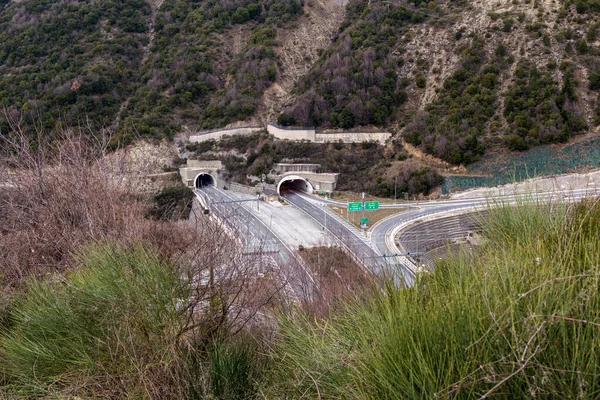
188 123 391 145
267 124 390 144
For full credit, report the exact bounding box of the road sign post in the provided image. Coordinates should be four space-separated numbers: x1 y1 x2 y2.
361 192 365 221
324 196 328 233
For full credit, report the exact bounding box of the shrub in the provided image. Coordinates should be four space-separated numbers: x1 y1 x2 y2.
277 113 296 126
147 185 194 221
589 67 600 90
415 73 427 88
1 244 185 397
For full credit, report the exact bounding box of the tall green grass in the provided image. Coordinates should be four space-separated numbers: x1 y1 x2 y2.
183 335 264 400
1 243 266 399
263 197 600 399
1 243 186 397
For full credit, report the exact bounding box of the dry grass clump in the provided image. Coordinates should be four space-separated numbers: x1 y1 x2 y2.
0 127 194 286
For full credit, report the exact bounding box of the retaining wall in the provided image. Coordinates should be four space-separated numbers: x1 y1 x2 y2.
186 160 223 169
189 126 263 143
188 123 391 145
267 124 316 141
315 131 391 145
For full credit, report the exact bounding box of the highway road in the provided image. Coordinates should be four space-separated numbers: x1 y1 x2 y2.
283 190 414 285
198 184 600 289
370 187 600 279
294 187 600 284
195 186 314 300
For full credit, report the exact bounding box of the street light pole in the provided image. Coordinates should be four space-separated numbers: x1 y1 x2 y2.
394 176 397 201
324 196 328 233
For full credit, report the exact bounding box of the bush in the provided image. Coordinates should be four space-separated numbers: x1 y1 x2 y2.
148 185 194 221
415 73 427 88
1 244 185 397
589 67 600 90
277 113 296 126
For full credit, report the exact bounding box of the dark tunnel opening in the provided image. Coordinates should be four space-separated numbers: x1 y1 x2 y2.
195 173 215 189
278 178 313 195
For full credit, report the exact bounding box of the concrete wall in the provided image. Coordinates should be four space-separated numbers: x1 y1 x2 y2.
267 124 391 144
186 160 223 169
267 124 316 141
276 171 339 193
274 163 320 173
315 131 391 145
189 126 263 143
188 124 390 145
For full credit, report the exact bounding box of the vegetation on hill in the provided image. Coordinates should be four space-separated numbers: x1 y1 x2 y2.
503 61 587 151
279 0 435 128
119 0 303 141
4 0 600 172
0 0 303 143
404 37 507 164
187 132 441 196
0 0 150 134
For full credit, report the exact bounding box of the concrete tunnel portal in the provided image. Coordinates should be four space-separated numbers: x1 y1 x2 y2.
277 175 314 195
194 173 217 189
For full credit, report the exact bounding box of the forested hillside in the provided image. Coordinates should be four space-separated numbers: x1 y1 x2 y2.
2 0 600 164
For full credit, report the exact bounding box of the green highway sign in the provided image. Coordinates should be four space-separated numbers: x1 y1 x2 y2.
365 201 379 211
348 202 362 211
360 217 369 224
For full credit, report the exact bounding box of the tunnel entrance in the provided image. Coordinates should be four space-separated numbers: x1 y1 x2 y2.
277 176 313 195
194 173 216 189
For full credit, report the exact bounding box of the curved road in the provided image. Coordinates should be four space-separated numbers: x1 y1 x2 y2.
295 188 600 285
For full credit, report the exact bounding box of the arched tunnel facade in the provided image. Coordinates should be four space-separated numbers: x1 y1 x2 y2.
194 173 216 189
277 175 314 195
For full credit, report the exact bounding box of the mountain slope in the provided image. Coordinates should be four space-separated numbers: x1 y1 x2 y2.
2 0 600 167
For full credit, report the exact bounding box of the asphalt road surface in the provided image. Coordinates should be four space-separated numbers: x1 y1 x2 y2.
283 190 414 285
195 186 314 300
197 185 600 289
